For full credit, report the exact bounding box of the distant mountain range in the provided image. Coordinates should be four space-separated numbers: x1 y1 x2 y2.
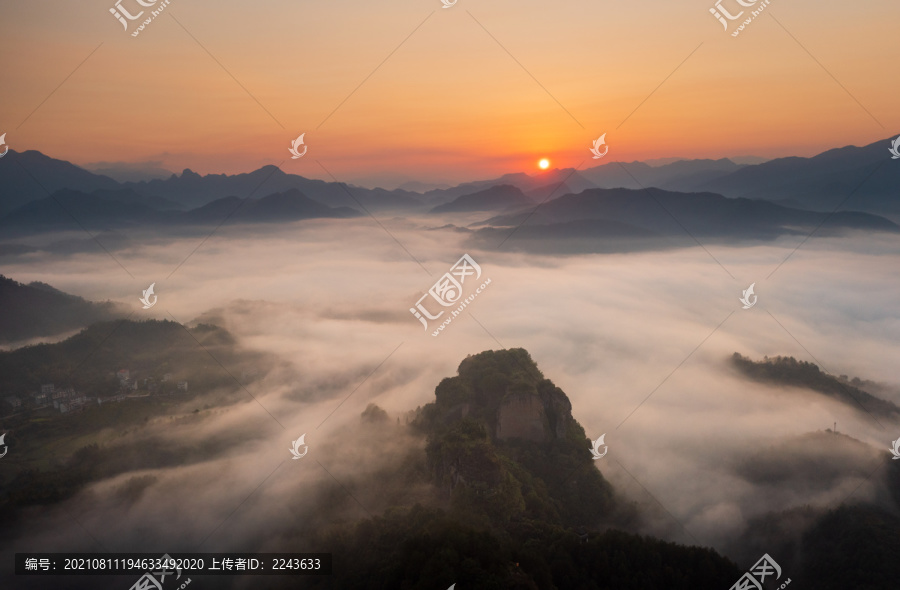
429 184 533 214
465 187 899 254
1 136 898 243
578 140 900 217
0 186 360 235
0 150 422 215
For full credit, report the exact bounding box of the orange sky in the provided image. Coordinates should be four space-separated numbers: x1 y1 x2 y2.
1 0 898 187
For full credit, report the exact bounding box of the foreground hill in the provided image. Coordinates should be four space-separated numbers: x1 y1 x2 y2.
731 502 900 590
0 318 266 529
0 275 122 343
301 349 742 589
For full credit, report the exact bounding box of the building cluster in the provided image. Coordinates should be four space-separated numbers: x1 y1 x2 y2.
3 368 193 416
4 383 91 414
134 369 188 393
116 369 138 391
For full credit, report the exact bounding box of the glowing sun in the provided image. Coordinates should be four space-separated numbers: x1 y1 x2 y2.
538 158 550 170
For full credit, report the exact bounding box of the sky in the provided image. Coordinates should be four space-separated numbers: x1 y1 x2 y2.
1 0 899 187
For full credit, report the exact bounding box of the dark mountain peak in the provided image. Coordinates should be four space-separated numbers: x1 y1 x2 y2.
0 150 120 214
255 164 284 175
115 160 416 211
414 348 617 530
424 348 576 444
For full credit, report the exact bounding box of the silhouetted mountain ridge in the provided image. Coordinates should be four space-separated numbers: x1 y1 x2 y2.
468 187 898 253
0 275 123 343
0 187 362 234
731 353 900 420
123 165 424 211
429 184 533 213
0 150 120 215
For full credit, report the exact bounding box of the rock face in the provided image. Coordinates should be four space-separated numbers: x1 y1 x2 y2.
425 348 577 444
495 378 574 442
421 348 615 528
496 392 547 441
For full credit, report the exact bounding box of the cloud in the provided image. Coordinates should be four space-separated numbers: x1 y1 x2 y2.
1 217 898 578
